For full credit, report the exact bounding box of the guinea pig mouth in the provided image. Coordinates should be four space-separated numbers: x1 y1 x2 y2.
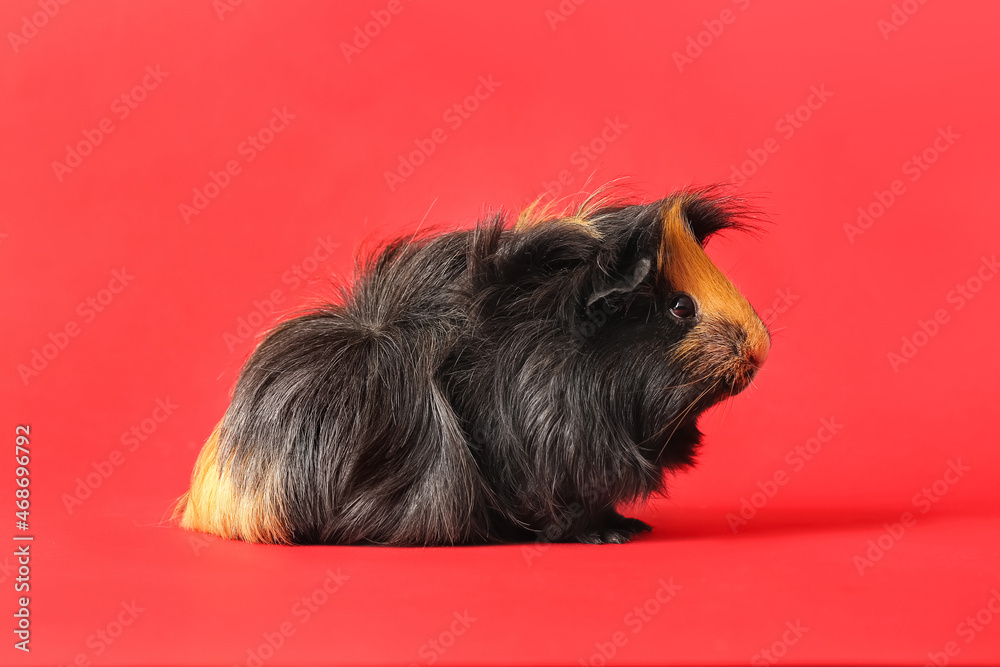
718 357 761 397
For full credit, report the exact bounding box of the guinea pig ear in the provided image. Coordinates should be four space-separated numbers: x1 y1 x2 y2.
586 257 652 308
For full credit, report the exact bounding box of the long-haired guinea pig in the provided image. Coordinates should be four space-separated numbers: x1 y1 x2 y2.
176 188 770 546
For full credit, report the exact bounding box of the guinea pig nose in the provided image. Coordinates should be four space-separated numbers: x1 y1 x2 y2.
748 334 770 368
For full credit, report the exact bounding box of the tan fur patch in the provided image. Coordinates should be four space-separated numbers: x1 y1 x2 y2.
658 199 770 366
513 189 626 236
177 423 289 544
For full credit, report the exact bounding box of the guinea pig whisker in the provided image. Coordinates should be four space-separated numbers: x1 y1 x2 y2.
718 393 737 431
645 370 717 392
655 380 719 460
723 255 749 276
653 379 720 462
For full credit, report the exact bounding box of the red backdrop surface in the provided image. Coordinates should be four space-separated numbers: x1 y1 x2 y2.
2 1 999 665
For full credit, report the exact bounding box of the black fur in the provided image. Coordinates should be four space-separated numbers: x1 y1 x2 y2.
210 190 763 545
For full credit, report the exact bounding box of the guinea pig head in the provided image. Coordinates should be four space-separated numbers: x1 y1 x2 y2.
655 196 770 401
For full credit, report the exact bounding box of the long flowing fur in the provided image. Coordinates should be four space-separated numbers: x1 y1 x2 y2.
178 188 770 545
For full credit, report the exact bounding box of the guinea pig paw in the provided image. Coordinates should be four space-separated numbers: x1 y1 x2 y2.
576 513 652 544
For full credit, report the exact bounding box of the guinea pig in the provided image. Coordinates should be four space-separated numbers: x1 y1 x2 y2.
176 187 770 546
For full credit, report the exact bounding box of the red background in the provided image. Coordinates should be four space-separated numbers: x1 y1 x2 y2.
3 0 999 665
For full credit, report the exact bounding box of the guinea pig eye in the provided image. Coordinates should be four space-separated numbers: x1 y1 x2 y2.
668 293 696 319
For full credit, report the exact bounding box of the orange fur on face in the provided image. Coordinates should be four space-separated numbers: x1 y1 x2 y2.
177 424 289 544
658 198 770 370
